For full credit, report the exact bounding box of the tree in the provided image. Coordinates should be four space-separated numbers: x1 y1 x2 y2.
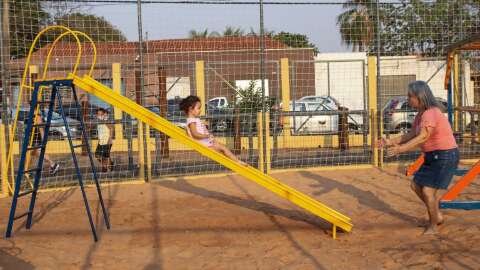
188 29 220 39
234 80 276 113
336 0 378 52
54 13 127 42
272 32 319 54
337 0 480 56
223 26 245 37
9 0 50 58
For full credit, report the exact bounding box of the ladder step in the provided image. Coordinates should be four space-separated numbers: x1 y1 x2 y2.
18 190 34 198
454 169 469 176
72 144 87 149
440 200 480 210
36 101 51 105
27 145 44 151
33 123 47 128
14 211 31 220
24 167 41 174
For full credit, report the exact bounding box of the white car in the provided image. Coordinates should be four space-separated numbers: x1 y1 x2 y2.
208 97 229 109
290 96 362 134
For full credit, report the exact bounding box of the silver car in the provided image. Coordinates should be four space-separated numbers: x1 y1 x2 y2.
12 108 82 140
383 96 448 133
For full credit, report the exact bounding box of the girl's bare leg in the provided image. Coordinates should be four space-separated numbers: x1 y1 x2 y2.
210 142 247 166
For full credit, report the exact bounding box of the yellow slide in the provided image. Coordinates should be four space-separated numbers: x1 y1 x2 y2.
72 74 353 236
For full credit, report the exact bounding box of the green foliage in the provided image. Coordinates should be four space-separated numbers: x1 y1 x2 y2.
272 32 319 54
233 80 276 113
9 0 50 58
188 27 318 53
337 0 480 56
54 13 127 42
8 3 126 58
188 29 220 39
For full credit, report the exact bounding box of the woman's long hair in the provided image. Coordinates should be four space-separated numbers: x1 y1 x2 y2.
408 80 444 111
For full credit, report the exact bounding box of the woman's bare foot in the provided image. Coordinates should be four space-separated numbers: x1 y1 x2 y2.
422 226 438 235
416 217 444 227
437 213 444 225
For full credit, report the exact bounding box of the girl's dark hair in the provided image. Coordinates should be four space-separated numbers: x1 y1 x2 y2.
179 95 201 114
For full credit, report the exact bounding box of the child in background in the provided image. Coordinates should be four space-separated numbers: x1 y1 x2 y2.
29 112 60 175
180 95 247 166
95 108 114 172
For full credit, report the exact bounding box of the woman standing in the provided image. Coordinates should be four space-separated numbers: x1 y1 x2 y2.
378 81 459 235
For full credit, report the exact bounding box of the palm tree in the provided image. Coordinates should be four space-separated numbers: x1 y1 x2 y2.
223 26 245 37
188 28 220 39
247 27 275 37
336 0 377 52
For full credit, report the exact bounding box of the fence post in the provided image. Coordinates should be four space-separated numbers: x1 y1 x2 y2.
453 54 460 132
368 56 379 167
135 70 146 181
195 60 206 116
1 124 7 197
257 112 264 172
112 63 124 141
157 66 169 158
145 125 152 181
280 58 291 147
265 112 271 173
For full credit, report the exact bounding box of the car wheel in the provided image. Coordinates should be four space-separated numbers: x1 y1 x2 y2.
348 123 359 132
49 131 64 140
395 123 411 133
214 120 229 132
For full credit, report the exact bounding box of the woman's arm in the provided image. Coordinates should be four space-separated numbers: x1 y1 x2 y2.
378 128 416 147
387 126 431 156
187 123 209 140
389 129 416 145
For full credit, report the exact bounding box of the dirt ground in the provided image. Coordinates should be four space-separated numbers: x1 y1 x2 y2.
1 167 480 270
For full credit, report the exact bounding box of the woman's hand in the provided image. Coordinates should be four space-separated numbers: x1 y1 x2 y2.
386 145 403 157
376 137 391 148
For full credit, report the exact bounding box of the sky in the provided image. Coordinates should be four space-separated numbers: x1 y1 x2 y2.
88 2 349 53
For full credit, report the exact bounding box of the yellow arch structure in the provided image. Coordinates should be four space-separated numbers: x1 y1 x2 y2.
6 26 96 193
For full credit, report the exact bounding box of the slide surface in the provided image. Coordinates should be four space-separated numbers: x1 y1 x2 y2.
72 74 353 232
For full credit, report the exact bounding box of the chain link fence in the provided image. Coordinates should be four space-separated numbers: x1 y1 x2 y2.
1 0 480 194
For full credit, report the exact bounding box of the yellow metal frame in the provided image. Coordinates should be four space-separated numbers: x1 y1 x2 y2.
367 56 379 167
5 26 353 238
72 73 353 235
0 124 8 197
195 60 206 116
5 26 88 194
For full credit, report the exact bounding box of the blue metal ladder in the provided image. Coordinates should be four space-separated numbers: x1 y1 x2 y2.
5 79 110 241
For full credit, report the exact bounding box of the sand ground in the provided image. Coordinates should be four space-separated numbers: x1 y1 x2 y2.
1 167 480 270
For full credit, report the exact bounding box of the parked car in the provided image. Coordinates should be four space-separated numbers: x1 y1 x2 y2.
208 96 229 109
12 108 82 140
289 96 362 134
296 95 340 108
383 96 448 133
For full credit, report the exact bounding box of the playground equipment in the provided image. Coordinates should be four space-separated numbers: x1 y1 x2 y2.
5 26 109 241
5 26 352 240
406 34 480 210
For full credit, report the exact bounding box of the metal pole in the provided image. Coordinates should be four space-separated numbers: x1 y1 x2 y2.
136 0 149 181
327 61 331 97
1 0 11 169
259 0 268 173
375 0 381 111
